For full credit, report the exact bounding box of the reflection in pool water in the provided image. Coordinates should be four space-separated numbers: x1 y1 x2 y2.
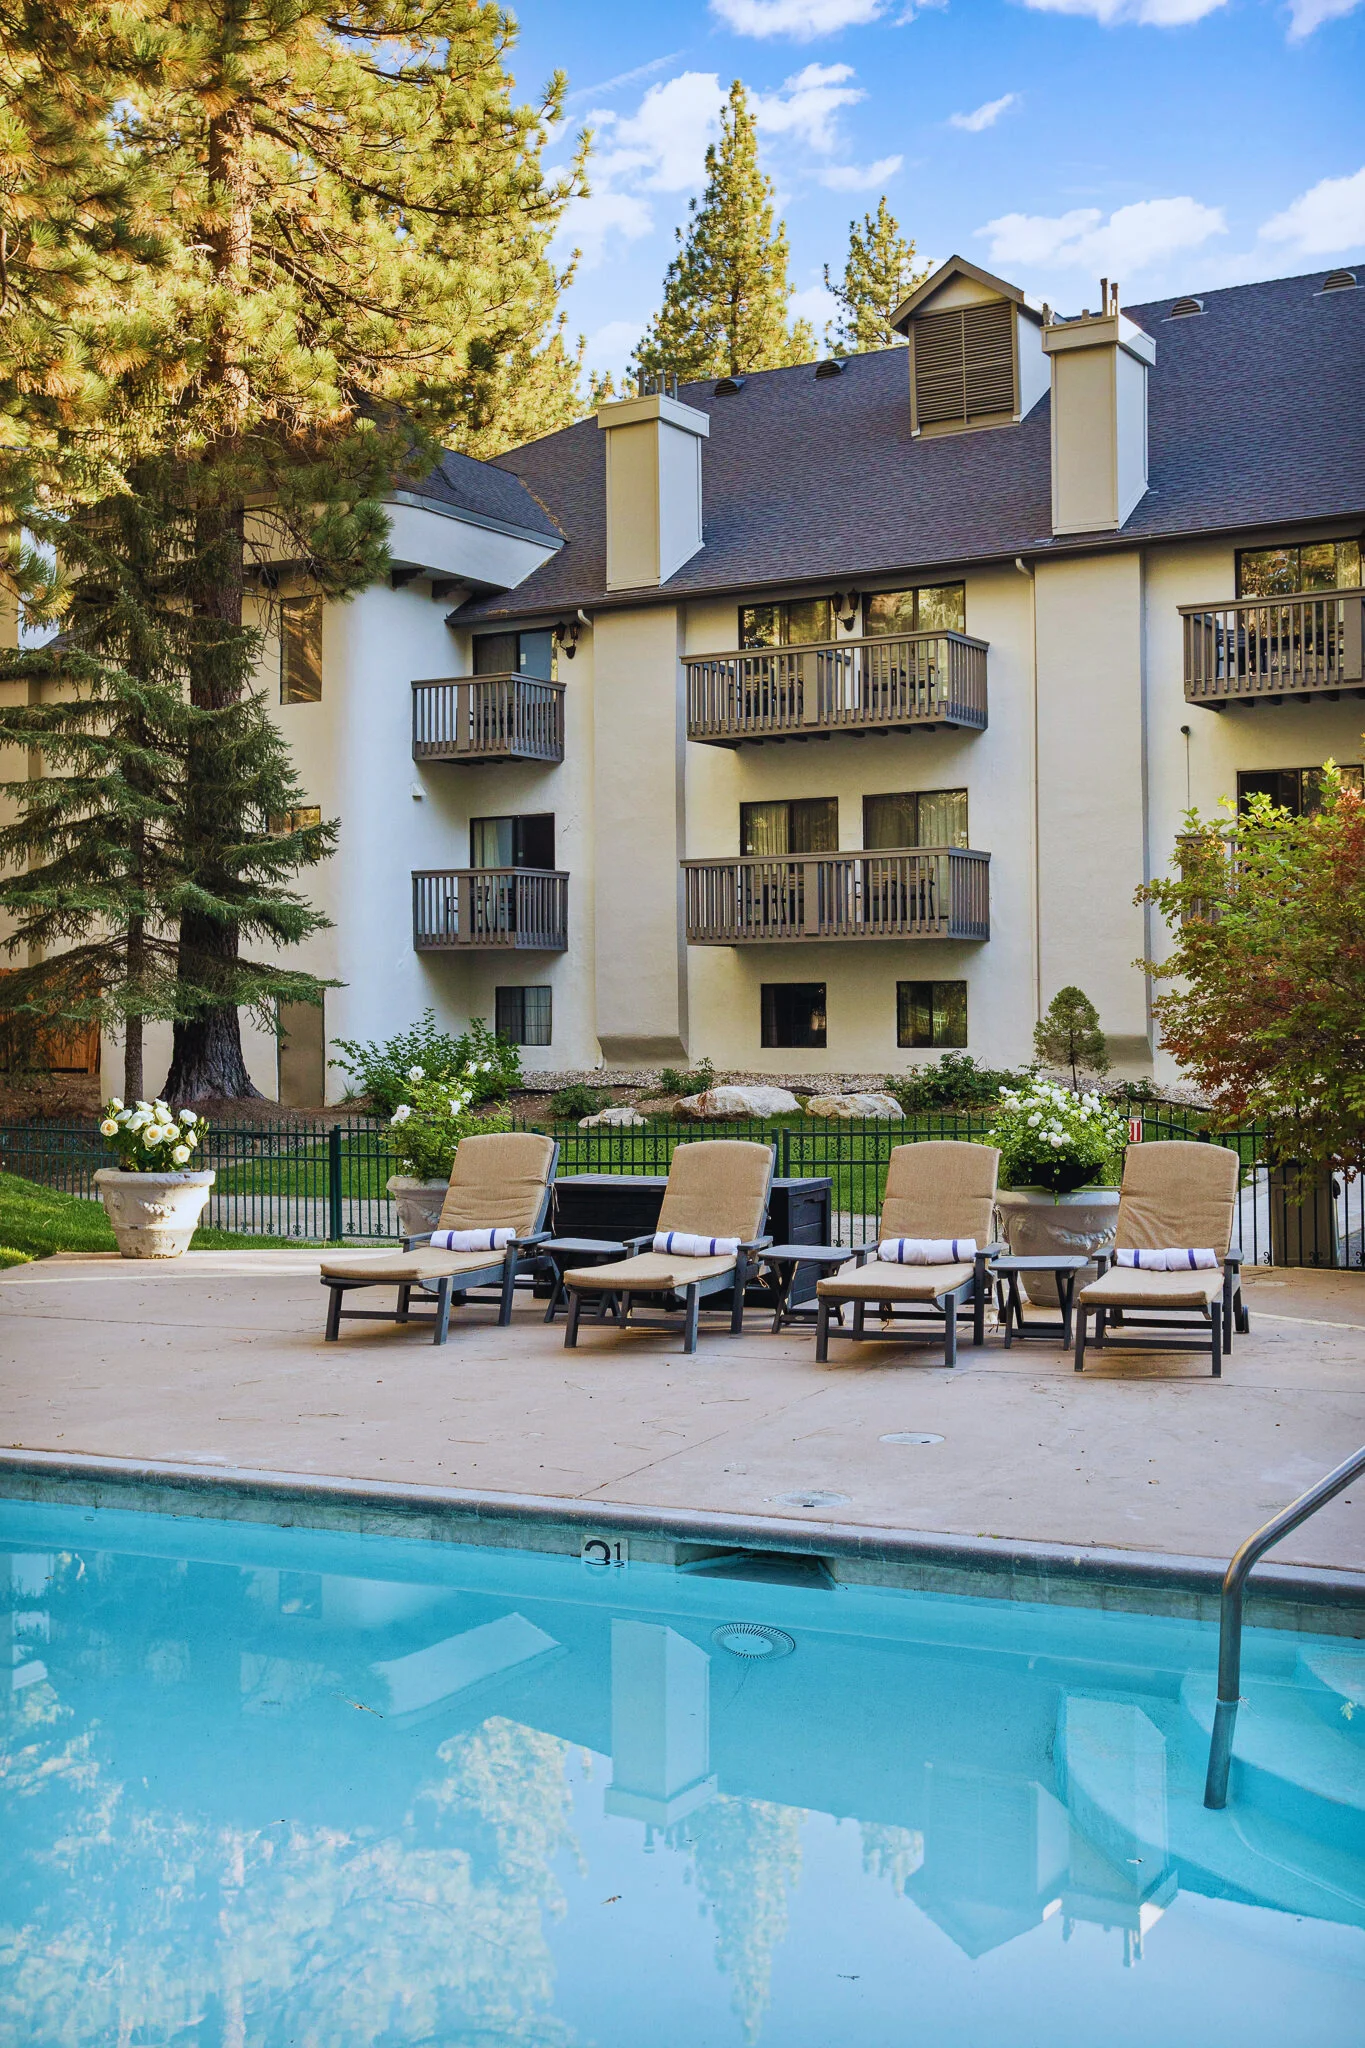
1 1501 1362 2046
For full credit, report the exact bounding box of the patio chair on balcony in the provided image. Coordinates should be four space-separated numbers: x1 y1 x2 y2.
813 1142 1002 1366
318 1132 558 1345
560 1140 775 1355
1073 1140 1247 1377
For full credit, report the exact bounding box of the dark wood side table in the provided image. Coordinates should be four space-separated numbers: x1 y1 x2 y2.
759 1244 863 1335
541 1238 627 1323
991 1253 1089 1348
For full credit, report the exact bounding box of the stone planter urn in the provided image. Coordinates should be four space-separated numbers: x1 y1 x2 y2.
93 1168 215 1259
386 1175 449 1239
995 1186 1121 1304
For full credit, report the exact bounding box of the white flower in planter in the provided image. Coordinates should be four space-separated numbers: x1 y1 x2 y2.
144 1126 165 1147
171 1145 191 1166
100 1118 119 1137
179 1108 197 1125
108 1098 123 1112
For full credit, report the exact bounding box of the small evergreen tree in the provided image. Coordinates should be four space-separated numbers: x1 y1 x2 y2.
823 197 926 355
634 82 816 382
1034 987 1110 1091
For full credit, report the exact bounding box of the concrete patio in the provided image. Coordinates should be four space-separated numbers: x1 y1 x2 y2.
2 1250 1362 1582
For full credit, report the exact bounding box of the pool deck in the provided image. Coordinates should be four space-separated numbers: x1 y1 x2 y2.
3 1251 1363 1600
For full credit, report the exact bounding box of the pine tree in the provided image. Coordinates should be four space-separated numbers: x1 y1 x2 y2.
1034 986 1110 1091
634 82 816 383
824 197 927 355
0 484 336 1098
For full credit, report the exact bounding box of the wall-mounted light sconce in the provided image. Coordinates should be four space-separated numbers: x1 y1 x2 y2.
831 589 861 632
554 617 580 660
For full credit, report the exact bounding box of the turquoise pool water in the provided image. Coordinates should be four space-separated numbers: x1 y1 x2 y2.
2 1499 1362 2047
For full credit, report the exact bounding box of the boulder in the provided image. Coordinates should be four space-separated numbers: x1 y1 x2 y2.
804 1092 903 1120
578 1105 648 1128
679 1084 801 1119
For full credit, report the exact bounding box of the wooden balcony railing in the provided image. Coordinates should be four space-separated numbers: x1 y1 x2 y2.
411 674 565 763
682 848 990 945
1181 590 1364 707
412 869 569 951
685 630 988 746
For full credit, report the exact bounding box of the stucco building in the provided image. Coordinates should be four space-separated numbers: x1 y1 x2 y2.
62 258 1365 1097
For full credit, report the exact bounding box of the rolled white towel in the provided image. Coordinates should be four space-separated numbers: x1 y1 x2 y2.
878 1238 978 1265
429 1227 516 1252
1115 1246 1218 1270
653 1230 741 1258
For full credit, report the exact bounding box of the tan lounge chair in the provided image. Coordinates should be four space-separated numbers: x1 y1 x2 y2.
561 1140 775 1354
814 1141 1002 1366
810 1146 1002 1368
1073 1140 1246 1377
319 1132 558 1344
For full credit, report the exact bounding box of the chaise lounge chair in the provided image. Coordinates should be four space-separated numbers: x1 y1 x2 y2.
319 1131 558 1344
814 1141 1002 1366
560 1140 775 1355
1073 1139 1246 1377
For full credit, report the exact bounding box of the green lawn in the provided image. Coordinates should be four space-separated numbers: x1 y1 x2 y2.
0 1172 323 1268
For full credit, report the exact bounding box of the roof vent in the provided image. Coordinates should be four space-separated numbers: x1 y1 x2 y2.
815 358 845 379
713 374 746 396
1167 296 1204 318
1321 268 1358 292
913 299 1014 429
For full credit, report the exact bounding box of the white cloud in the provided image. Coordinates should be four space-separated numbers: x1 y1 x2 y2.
949 93 1017 132
790 281 842 327
753 62 865 152
711 0 889 38
979 195 1227 274
1287 0 1364 37
553 189 654 269
820 153 904 189
584 318 648 377
1017 0 1226 22
605 71 728 191
565 53 688 105
1260 165 1365 255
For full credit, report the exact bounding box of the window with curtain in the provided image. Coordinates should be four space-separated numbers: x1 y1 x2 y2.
473 630 557 679
740 798 838 855
1236 538 1361 598
496 986 552 1046
897 981 968 1049
738 597 834 649
280 596 323 704
864 582 965 636
863 789 968 849
761 983 827 1049
470 814 556 868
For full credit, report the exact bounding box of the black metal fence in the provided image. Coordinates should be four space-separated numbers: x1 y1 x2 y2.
2 1109 1361 1267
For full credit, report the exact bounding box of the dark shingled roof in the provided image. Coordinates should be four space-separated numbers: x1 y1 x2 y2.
405 445 562 542
453 269 1365 626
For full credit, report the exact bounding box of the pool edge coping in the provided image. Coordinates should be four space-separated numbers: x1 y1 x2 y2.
2 1446 1362 1614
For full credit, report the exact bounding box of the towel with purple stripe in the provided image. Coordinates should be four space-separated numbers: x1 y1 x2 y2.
429 1227 516 1252
877 1238 978 1264
652 1231 741 1258
1115 1247 1218 1270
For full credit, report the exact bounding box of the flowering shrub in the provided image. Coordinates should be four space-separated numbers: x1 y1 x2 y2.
99 1099 206 1173
987 1080 1127 1194
331 1011 522 1115
386 1069 510 1181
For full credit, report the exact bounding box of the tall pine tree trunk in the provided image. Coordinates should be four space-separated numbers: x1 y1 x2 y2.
163 106 261 1102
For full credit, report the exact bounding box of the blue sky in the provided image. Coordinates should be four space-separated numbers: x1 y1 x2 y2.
504 0 1365 379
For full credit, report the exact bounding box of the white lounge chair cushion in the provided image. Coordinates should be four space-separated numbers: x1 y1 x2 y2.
1079 1265 1222 1311
818 1257 975 1302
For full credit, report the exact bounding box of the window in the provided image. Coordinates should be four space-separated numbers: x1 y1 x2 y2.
863 789 969 849
1236 538 1361 598
496 986 552 1046
898 981 968 1049
739 597 833 649
473 629 556 680
1237 765 1363 816
762 982 826 1050
864 583 966 636
912 300 1014 431
280 596 323 703
267 805 322 837
740 798 837 856
470 814 555 869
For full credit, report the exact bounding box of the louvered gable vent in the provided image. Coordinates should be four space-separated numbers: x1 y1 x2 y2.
913 300 1014 430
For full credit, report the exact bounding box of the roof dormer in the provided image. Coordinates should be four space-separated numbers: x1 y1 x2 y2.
891 255 1049 439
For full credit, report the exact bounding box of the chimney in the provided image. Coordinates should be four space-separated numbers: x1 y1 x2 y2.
1041 285 1156 535
597 388 709 592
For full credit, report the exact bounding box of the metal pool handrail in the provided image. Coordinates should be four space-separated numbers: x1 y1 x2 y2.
1204 1443 1365 1810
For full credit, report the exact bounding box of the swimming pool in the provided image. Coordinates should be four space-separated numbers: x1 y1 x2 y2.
2 1498 1362 2047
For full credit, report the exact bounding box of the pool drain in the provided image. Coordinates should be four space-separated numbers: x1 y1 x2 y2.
712 1622 796 1660
772 1489 851 1509
880 1432 944 1446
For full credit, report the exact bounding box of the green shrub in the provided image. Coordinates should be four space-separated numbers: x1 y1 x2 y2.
658 1058 716 1097
886 1052 1032 1113
549 1083 610 1121
386 1073 511 1181
331 1010 522 1115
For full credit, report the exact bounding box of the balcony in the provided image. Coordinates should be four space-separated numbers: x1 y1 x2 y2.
412 869 569 952
1181 590 1364 708
683 848 990 945
411 675 565 764
685 630 988 747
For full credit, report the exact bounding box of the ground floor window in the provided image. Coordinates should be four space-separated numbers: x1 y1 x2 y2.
761 982 826 1050
1237 764 1363 815
897 980 968 1049
496 985 552 1046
